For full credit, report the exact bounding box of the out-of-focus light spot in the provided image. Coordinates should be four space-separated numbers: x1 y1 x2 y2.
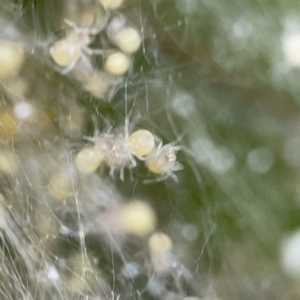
0 40 25 79
0 151 20 174
60 225 71 235
282 18 300 68
47 266 60 281
282 33 300 67
120 201 156 237
79 71 111 98
181 224 199 242
148 232 172 254
191 138 235 174
171 91 195 118
283 136 300 167
210 147 235 173
121 262 139 278
147 279 164 297
246 148 274 174
14 101 34 120
232 19 253 39
281 229 300 279
191 138 215 163
48 172 72 200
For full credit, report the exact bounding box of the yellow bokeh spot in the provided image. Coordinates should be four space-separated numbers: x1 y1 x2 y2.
75 147 103 173
0 40 25 79
50 40 81 67
120 201 157 237
148 232 172 254
105 52 130 75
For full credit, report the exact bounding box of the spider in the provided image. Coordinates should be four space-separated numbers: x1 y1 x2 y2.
84 113 156 180
94 131 136 180
50 16 109 74
91 129 156 180
144 143 183 183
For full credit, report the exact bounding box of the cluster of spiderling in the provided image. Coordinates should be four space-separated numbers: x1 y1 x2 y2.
49 0 184 182
75 116 183 182
0 2 202 300
49 0 142 100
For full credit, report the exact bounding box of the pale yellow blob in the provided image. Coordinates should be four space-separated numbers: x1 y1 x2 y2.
48 172 72 200
0 40 25 79
148 232 172 254
75 147 103 173
67 275 88 294
81 71 111 97
35 204 59 239
67 255 89 292
0 111 17 139
68 252 92 274
0 151 20 174
67 253 101 294
129 129 155 157
4 77 28 97
50 39 81 67
116 27 141 53
105 51 130 75
120 201 156 237
80 5 106 28
99 0 123 9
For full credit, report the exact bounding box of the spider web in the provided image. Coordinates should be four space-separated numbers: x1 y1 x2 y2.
0 0 299 299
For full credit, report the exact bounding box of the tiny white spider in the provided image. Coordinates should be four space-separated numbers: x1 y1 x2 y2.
50 17 109 74
91 130 155 180
85 116 156 180
94 131 137 180
144 143 183 183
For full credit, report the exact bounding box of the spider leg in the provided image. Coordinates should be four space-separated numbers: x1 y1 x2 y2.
169 172 179 183
83 47 114 56
64 18 78 29
129 156 137 168
120 168 124 181
79 52 93 71
172 146 182 152
143 173 169 184
157 141 163 152
173 162 183 171
83 136 95 142
109 167 116 179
